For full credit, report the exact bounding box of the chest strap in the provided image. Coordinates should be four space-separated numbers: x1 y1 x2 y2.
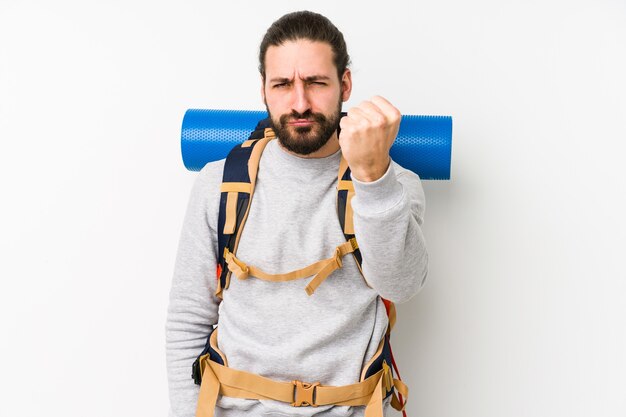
223 238 358 295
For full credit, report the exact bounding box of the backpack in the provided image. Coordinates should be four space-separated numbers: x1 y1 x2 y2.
192 119 408 417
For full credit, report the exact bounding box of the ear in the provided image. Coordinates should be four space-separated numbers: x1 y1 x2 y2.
260 75 266 103
340 69 352 102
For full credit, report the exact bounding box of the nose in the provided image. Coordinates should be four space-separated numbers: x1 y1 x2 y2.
291 82 311 115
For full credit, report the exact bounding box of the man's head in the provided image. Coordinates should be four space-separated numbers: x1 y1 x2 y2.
259 11 352 156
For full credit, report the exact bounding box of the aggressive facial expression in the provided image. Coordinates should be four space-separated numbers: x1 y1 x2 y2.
261 39 352 156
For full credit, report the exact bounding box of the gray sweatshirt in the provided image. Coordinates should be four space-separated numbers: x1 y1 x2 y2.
166 139 428 417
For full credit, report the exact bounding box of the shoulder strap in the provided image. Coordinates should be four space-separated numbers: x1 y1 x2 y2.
215 120 274 298
336 156 364 274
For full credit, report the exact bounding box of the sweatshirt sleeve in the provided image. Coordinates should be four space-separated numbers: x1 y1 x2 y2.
165 162 223 417
350 160 428 304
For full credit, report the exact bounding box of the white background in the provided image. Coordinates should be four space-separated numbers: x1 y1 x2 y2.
1 0 625 416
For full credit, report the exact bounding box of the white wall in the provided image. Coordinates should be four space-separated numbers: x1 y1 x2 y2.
1 1 624 416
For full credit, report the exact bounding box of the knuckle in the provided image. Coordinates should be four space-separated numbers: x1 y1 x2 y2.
390 109 401 123
373 116 385 128
357 118 370 130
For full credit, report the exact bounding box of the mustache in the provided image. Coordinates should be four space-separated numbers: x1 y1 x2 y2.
279 110 327 124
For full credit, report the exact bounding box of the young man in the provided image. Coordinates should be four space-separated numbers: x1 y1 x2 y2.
166 10 428 417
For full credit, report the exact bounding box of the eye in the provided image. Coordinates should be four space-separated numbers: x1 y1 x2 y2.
273 82 289 89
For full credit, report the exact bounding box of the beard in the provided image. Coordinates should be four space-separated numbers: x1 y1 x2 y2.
266 100 342 156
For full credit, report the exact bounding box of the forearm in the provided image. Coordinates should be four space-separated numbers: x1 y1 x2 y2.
351 161 428 303
166 265 218 417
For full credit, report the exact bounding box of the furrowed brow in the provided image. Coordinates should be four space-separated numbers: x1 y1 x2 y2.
269 77 292 84
302 75 331 82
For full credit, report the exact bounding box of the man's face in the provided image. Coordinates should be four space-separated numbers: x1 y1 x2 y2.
261 39 352 156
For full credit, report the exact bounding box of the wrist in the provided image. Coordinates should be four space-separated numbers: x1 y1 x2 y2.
349 157 390 182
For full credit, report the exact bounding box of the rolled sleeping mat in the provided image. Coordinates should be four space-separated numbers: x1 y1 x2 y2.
181 109 452 180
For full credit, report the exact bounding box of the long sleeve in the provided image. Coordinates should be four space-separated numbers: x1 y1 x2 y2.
350 160 428 304
165 162 224 417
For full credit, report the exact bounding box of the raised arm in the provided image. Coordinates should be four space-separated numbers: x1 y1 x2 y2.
340 96 428 303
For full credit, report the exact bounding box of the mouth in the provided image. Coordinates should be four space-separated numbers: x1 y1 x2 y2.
287 119 315 127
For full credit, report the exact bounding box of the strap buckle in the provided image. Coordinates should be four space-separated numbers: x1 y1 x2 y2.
291 380 320 407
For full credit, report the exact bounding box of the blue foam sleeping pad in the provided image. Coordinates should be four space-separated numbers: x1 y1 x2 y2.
181 109 452 180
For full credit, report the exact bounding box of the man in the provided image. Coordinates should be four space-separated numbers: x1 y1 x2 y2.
166 10 428 417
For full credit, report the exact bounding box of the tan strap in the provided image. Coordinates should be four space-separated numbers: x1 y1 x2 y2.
264 127 276 139
338 156 349 183
247 136 270 184
196 359 220 417
344 189 355 234
220 182 252 193
222 182 255 234
216 134 274 298
223 192 238 234
223 239 357 295
390 378 409 411
195 356 399 417
337 180 354 191
364 362 387 417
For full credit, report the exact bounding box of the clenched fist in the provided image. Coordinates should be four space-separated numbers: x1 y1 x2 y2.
338 96 401 182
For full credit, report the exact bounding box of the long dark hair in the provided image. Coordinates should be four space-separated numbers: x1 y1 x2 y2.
259 11 351 81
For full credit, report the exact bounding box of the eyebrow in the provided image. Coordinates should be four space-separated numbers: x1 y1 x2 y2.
269 75 332 83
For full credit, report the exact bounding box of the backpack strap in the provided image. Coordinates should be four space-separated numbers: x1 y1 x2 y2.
215 121 274 298
336 156 363 273
224 239 357 296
